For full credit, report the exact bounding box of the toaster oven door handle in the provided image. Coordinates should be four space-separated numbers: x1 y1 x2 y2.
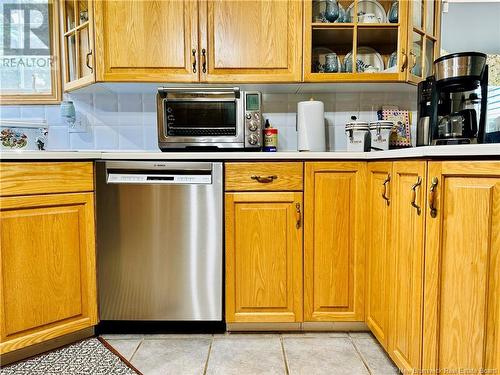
158 87 240 97
165 98 237 102
251 175 278 183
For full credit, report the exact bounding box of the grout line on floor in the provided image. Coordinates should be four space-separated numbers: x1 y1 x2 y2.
202 336 214 375
129 338 144 363
279 335 290 375
349 334 373 375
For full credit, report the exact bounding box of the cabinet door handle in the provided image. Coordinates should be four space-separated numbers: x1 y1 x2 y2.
295 202 301 229
411 176 422 215
251 175 277 183
201 48 207 73
86 50 93 73
410 50 417 69
191 49 197 73
382 173 391 206
400 51 408 72
428 177 439 218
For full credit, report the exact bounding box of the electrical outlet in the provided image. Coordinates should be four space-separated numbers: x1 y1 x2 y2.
68 113 88 133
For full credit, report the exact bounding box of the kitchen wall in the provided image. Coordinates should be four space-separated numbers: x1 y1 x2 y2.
0 89 417 152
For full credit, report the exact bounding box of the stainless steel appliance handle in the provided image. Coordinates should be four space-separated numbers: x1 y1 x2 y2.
105 161 213 171
165 98 237 102
158 87 240 95
104 161 215 185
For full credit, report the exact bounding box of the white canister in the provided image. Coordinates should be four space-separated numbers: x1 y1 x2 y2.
345 120 371 152
297 99 326 152
369 121 394 151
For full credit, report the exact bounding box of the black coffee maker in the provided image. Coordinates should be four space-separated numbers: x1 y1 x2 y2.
417 76 451 146
427 52 489 145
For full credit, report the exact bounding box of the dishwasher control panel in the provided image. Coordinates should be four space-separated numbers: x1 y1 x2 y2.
107 173 212 184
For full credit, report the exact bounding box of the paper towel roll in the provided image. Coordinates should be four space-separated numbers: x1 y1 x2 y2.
297 99 326 152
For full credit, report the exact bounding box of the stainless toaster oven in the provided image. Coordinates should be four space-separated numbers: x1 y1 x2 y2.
157 87 262 150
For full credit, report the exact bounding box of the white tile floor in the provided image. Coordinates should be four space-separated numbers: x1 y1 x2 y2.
101 332 399 375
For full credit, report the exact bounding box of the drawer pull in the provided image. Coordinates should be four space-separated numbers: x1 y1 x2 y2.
251 175 277 183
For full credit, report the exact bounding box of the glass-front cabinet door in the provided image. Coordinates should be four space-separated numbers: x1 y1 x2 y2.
60 0 95 90
406 0 441 83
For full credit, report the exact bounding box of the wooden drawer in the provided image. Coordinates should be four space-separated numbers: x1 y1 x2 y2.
225 162 303 191
0 162 94 197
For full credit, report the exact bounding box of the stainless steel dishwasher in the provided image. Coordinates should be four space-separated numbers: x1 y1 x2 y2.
96 161 222 321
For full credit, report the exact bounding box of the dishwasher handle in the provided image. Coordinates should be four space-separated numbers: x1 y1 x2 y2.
104 161 214 185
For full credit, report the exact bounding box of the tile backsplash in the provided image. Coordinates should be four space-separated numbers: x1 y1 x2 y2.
0 90 417 152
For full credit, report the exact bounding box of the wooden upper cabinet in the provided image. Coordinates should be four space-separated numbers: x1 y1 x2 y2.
304 162 366 322
388 161 427 372
93 0 199 82
60 0 96 91
304 0 442 84
200 0 303 82
423 162 500 374
225 192 303 323
0 193 97 354
366 162 392 349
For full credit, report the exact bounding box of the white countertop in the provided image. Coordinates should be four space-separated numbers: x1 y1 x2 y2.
1 144 499 161
0 150 102 160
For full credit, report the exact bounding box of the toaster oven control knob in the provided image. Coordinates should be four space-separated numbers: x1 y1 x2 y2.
245 113 252 120
248 120 258 131
248 134 259 145
253 113 260 120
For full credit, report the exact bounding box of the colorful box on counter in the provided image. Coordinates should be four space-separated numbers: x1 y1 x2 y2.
377 109 412 148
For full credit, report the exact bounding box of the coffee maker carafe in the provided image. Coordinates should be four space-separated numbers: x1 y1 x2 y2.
429 52 489 145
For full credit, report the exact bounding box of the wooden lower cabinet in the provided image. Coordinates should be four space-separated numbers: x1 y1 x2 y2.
423 161 500 375
304 162 366 322
365 162 392 349
225 192 303 322
0 192 97 354
387 161 427 372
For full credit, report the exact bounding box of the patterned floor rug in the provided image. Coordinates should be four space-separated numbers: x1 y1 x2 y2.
1 337 141 375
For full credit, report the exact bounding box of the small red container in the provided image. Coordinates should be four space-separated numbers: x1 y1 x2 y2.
263 127 278 152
